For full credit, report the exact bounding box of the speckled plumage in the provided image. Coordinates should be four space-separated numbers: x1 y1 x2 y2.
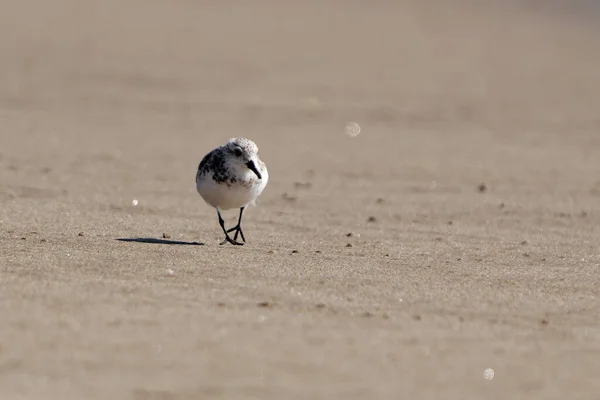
197 147 234 185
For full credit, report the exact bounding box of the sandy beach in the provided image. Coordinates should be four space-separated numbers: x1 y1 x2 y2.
1 0 600 398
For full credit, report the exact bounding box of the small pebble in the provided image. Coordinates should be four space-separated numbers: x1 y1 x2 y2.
346 243 353 248
367 216 377 223
162 233 171 239
291 250 298 254
315 250 322 254
78 232 84 237
257 301 273 308
478 183 487 192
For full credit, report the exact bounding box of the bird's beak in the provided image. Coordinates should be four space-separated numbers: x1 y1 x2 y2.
246 160 262 179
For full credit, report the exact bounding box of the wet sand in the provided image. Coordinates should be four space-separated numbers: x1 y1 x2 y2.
1 1 600 399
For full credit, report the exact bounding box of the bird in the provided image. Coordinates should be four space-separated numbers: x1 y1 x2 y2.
195 137 269 245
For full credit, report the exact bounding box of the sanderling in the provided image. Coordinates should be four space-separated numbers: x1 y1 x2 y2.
196 137 269 245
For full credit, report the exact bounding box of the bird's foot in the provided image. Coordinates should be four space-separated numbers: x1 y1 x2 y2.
226 224 246 243
219 235 244 246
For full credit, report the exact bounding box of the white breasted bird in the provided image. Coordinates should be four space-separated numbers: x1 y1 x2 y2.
195 138 269 245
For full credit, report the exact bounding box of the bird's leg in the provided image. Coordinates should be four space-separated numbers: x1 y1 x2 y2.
217 209 243 246
225 207 246 243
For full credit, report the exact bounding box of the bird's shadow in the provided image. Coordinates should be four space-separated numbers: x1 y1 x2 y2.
116 238 204 246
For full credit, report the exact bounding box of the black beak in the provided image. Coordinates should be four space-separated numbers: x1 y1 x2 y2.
246 160 262 179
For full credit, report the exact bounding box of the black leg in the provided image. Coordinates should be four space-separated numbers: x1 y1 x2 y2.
235 207 246 242
225 207 246 243
217 209 243 246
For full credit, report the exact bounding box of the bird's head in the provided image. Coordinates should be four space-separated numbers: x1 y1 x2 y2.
224 137 263 179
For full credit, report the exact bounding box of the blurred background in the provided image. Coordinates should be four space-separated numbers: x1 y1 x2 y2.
2 0 600 238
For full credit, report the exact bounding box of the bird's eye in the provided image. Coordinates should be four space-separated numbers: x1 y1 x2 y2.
234 148 243 157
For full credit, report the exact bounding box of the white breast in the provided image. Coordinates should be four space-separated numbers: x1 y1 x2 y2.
197 164 268 210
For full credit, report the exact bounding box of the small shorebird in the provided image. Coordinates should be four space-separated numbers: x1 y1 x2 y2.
195 138 269 245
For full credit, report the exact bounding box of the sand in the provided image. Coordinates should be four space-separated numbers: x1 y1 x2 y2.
1 0 600 399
